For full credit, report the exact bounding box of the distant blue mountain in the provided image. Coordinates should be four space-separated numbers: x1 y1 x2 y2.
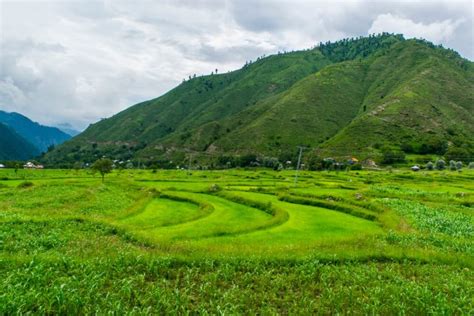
0 123 39 160
55 123 81 137
0 110 71 153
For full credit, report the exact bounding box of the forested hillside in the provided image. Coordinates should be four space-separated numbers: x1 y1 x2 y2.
44 34 474 167
0 123 39 160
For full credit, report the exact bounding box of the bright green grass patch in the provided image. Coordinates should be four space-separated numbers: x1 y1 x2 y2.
137 192 273 241
120 198 205 228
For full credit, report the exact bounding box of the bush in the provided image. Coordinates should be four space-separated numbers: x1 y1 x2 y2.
426 161 434 170
449 160 456 171
455 161 463 171
351 164 363 170
322 158 335 170
417 138 448 155
469 162 474 169
208 184 222 193
445 147 471 163
306 155 323 171
381 149 405 165
17 181 34 189
435 159 446 170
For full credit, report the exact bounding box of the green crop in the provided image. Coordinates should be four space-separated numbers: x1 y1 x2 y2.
1 168 473 313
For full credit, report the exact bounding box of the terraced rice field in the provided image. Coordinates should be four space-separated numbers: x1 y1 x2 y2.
1 168 473 313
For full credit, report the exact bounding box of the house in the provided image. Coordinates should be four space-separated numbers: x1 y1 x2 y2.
24 162 36 169
411 165 420 172
23 162 44 169
0 164 4 168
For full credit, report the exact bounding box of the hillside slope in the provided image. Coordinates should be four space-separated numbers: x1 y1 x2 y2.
0 123 39 160
0 111 71 153
44 34 474 166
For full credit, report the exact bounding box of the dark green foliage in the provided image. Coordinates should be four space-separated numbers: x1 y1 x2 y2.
0 123 39 160
382 149 406 165
91 158 113 182
436 159 446 170
318 33 404 62
449 160 457 171
445 146 472 163
17 181 34 189
426 161 434 170
306 155 324 171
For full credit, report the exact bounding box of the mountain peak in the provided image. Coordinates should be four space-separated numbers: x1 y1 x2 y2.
43 34 474 167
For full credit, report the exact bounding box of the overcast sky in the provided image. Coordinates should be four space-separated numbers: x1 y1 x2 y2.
1 0 472 130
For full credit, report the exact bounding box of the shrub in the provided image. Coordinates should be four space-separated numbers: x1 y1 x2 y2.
351 164 363 170
17 181 34 189
417 138 448 155
208 184 222 193
381 149 405 165
469 162 474 169
455 161 463 171
306 155 323 171
445 147 471 163
426 161 434 170
435 159 446 170
449 160 456 171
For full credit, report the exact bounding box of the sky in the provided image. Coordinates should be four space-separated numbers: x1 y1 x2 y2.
0 0 472 131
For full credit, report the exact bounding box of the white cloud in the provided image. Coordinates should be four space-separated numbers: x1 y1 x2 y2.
0 0 472 130
369 13 465 43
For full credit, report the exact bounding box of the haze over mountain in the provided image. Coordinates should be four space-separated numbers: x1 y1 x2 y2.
0 110 71 153
54 123 81 137
44 34 473 167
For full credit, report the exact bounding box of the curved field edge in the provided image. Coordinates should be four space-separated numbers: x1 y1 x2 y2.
118 194 214 229
0 169 472 262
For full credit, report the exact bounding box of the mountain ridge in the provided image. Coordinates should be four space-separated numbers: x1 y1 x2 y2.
43 34 474 167
0 110 71 153
0 123 39 161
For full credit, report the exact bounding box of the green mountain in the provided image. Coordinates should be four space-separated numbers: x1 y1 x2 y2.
0 111 71 153
44 34 474 167
0 123 39 161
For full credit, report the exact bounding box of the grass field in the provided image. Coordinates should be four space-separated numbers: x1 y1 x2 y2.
1 168 473 314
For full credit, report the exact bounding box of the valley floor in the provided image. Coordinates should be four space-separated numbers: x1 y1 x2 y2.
1 168 473 314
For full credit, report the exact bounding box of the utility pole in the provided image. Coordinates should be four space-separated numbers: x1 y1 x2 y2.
294 146 305 187
187 153 193 175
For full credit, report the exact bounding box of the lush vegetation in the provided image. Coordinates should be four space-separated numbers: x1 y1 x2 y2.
1 168 473 313
43 33 473 167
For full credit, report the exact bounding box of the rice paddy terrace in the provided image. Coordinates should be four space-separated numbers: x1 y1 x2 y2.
1 168 473 313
